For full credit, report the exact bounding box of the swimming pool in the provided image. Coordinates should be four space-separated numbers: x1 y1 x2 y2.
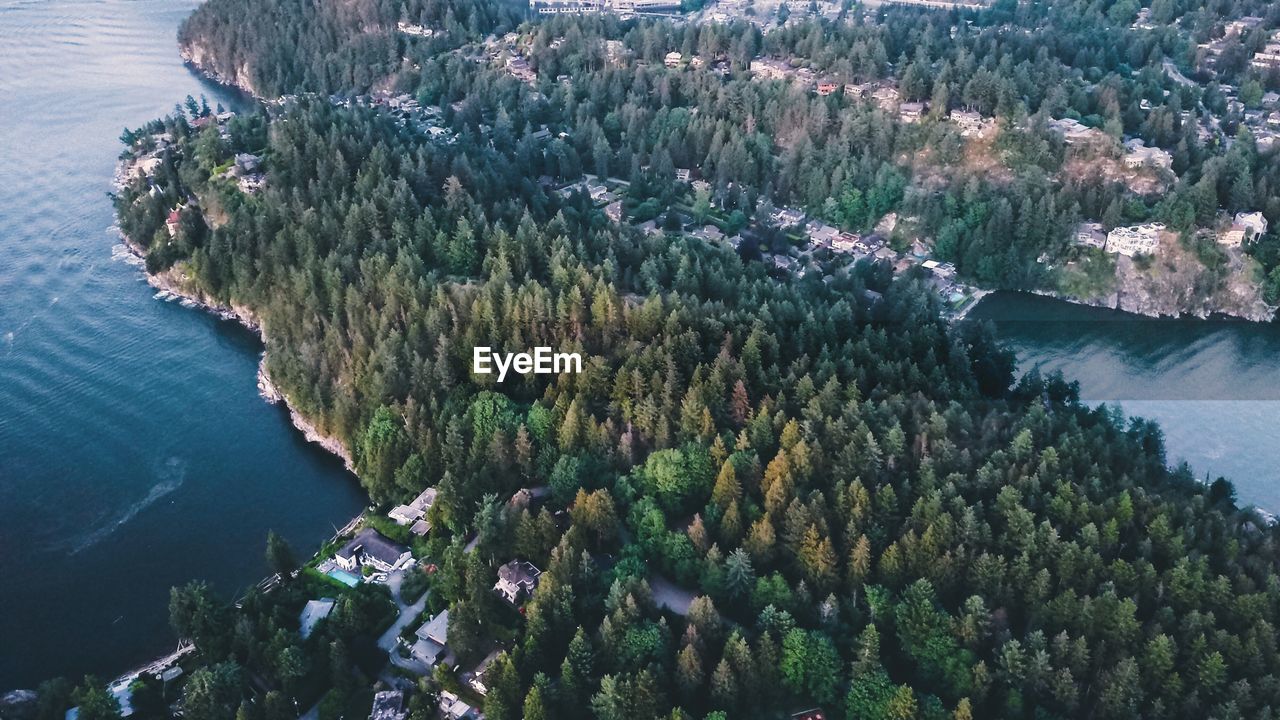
327 568 360 587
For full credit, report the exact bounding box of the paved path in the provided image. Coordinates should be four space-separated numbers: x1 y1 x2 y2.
376 570 432 675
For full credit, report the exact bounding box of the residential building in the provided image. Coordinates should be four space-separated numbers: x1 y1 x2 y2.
1123 139 1173 170
1074 221 1107 249
674 167 691 182
411 609 449 666
234 153 261 173
165 209 182 237
806 221 839 247
899 102 926 123
334 528 412 573
439 692 476 720
832 232 861 253
1235 211 1269 240
388 487 437 536
1106 223 1164 256
506 56 537 84
872 86 901 111
772 207 805 227
468 649 504 696
494 560 542 603
949 109 988 136
664 51 683 68
298 598 335 640
531 0 604 12
369 691 407 720
816 81 837 96
1047 117 1099 144
605 200 623 223
750 58 791 80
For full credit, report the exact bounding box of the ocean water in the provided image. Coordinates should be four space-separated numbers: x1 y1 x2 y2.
0 0 365 688
970 292 1280 513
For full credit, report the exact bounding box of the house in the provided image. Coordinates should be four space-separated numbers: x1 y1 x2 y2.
1123 139 1172 171
674 168 691 182
369 691 407 720
234 153 261 174
506 56 537 84
1235 211 1268 240
468 649 504 696
298 598 336 640
1074 221 1107 249
844 82 873 98
806 221 839 247
772 207 805 227
334 529 412 573
411 609 449 665
605 200 623 223
832 232 860 253
1047 117 1098 144
949 109 987 136
816 81 837 96
871 86 900 111
438 692 476 720
749 58 791 80
165 209 182 237
899 102 926 123
921 259 957 279
1106 223 1164 256
664 51 683 68
388 487 437 535
494 560 542 603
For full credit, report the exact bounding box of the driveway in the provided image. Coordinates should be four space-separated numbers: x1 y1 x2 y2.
376 569 432 675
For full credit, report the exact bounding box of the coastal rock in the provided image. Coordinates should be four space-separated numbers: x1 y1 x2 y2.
180 41 261 99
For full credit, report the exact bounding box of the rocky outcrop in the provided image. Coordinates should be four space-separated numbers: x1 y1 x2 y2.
179 40 262 99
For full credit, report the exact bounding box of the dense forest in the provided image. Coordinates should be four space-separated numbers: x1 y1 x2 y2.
49 0 1280 718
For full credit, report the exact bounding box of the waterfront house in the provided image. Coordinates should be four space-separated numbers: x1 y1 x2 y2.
1106 223 1164 256
298 598 336 639
165 210 182 237
334 528 412 573
494 560 542 604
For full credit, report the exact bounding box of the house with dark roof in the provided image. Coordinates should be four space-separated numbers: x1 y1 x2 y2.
369 690 407 720
493 560 541 604
335 529 412 573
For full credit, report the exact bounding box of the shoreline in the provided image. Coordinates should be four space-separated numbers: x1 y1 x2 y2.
117 233 356 471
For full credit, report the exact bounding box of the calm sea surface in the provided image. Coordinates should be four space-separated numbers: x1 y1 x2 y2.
0 0 365 689
970 292 1280 513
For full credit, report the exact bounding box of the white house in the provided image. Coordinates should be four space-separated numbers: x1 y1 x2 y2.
388 487 437 536
1106 223 1164 256
1235 211 1268 240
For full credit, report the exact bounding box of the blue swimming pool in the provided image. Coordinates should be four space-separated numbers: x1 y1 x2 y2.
327 568 360 587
